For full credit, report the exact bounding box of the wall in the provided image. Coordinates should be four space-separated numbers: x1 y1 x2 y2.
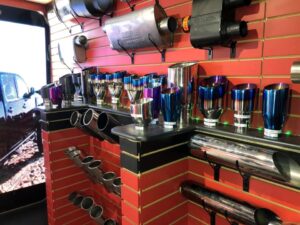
0 0 46 14
48 0 300 135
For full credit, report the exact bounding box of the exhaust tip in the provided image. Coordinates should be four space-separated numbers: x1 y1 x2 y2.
254 208 281 225
73 196 84 207
104 219 117 225
81 156 94 165
98 113 109 131
103 172 116 180
273 152 300 187
90 205 104 219
81 196 94 211
83 109 94 126
88 160 102 169
70 111 82 127
68 192 78 203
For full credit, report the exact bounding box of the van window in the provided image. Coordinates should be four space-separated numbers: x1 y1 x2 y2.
1 74 18 101
15 75 28 98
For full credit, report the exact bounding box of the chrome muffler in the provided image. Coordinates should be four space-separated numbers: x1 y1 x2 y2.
198 76 228 127
103 4 177 50
181 181 282 225
231 83 257 129
263 83 290 138
190 135 300 189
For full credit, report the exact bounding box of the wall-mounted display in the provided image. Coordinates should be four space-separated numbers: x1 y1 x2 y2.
198 76 228 127
263 83 290 138
190 134 300 189
231 83 257 129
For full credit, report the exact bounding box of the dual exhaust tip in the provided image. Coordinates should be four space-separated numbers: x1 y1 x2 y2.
70 109 120 144
69 192 117 225
65 147 121 196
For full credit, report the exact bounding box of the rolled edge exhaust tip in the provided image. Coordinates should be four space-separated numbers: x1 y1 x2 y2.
112 177 122 196
254 208 282 225
90 205 104 224
102 171 117 193
81 196 94 211
104 219 118 225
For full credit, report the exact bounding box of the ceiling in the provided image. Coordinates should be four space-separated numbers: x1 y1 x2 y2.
26 0 52 4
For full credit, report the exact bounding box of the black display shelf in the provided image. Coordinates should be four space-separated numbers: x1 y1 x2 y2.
194 122 300 153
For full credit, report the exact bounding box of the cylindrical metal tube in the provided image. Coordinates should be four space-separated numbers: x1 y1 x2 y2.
190 135 300 188
231 83 257 129
168 62 198 123
130 98 153 130
161 87 182 128
223 21 248 38
87 160 103 183
181 181 281 225
68 192 78 204
104 219 118 225
65 146 82 167
263 83 289 138
49 84 63 108
97 112 120 144
198 76 228 127
81 196 94 211
143 85 161 121
103 4 176 50
81 156 94 172
291 61 300 83
83 109 105 140
59 74 76 107
40 83 55 110
73 194 84 207
90 205 105 225
102 171 116 193
93 74 107 105
112 177 121 196
70 111 84 129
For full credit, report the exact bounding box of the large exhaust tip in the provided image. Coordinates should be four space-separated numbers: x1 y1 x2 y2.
98 112 109 131
83 109 94 126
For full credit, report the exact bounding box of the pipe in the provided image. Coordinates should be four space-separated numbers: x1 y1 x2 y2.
73 194 84 207
97 112 120 144
87 160 103 183
70 111 84 129
65 146 82 167
104 219 118 225
81 196 94 211
90 205 105 225
291 61 300 84
130 98 154 130
102 172 116 193
190 135 300 189
112 177 121 196
181 181 282 225
68 192 79 204
81 156 95 176
82 109 105 140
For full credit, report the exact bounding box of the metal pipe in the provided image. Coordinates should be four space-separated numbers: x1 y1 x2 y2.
104 219 118 225
291 61 300 84
190 135 300 189
73 194 84 207
82 109 105 140
59 74 76 108
102 171 116 193
65 146 82 167
87 160 103 183
103 4 177 50
81 156 94 173
263 83 290 138
97 112 120 144
81 196 95 211
40 83 55 110
93 74 107 105
181 181 282 225
70 111 84 129
112 177 121 196
144 85 161 123
90 205 105 225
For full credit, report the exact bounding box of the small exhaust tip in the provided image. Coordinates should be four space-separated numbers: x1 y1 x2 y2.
81 196 94 211
88 160 102 169
73 196 84 207
81 156 94 165
90 205 104 219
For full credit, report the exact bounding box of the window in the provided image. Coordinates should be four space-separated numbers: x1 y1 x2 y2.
1 74 18 101
15 75 28 98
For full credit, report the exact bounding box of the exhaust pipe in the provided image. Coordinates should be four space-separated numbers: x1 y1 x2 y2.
68 192 79 204
90 205 105 225
104 219 118 225
97 112 120 144
112 177 121 196
87 160 103 183
83 109 120 143
73 194 84 207
65 146 82 167
190 135 300 189
70 111 84 129
181 181 282 225
81 196 94 211
102 172 116 193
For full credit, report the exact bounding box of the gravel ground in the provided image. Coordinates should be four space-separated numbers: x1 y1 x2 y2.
0 140 45 193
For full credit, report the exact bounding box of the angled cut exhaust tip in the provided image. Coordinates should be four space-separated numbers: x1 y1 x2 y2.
112 177 122 196
273 152 300 187
102 171 116 193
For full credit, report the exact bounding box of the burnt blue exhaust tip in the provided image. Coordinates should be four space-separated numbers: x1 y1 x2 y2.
198 76 228 127
231 83 257 129
263 83 289 138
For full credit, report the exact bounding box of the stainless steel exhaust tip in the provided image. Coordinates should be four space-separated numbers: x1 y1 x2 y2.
102 172 116 193
68 192 78 204
112 177 121 196
87 160 103 183
81 196 94 211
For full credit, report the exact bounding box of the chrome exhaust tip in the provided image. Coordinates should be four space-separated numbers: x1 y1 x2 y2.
73 195 84 207
97 112 120 144
90 205 105 225
81 196 94 211
65 147 82 167
112 177 122 196
87 160 103 183
198 76 228 127
254 208 282 225
70 111 84 128
130 98 154 130
102 172 116 193
263 83 289 138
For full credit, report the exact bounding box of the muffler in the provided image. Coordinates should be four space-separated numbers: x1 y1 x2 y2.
90 205 105 225
190 135 300 189
181 181 282 225
103 4 177 50
102 172 116 193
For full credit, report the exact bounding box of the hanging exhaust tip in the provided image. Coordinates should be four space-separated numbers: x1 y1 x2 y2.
97 112 120 144
112 177 122 196
181 181 282 225
102 171 117 193
81 196 95 211
87 160 103 183
90 205 105 225
104 219 118 225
